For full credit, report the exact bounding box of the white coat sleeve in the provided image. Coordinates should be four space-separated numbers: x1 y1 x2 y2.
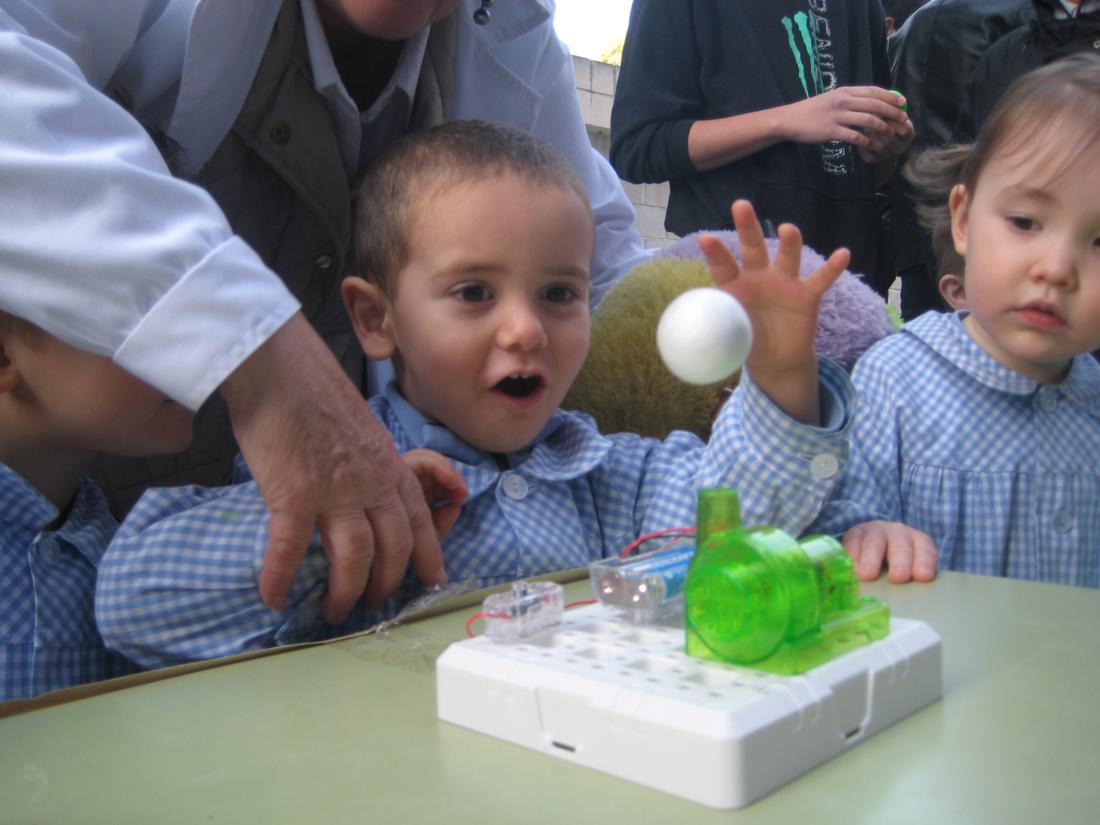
0 1 299 410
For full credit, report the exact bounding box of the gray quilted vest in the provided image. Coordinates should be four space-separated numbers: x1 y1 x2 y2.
93 0 454 512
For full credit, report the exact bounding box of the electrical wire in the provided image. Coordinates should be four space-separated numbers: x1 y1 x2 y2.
619 526 695 559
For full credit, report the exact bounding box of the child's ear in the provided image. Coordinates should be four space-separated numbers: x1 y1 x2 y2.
949 184 970 258
341 276 397 360
938 273 968 310
0 336 20 395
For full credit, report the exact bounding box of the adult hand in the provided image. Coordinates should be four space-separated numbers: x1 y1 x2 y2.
857 111 914 165
786 86 910 152
220 313 445 623
842 520 938 583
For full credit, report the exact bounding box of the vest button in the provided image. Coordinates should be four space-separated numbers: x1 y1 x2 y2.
270 121 291 145
314 253 334 270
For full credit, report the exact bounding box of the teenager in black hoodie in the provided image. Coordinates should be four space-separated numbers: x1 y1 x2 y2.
610 0 912 294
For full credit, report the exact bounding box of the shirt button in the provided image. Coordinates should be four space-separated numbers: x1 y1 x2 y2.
501 473 529 500
1052 508 1074 534
270 121 291 145
1039 389 1059 412
809 453 840 480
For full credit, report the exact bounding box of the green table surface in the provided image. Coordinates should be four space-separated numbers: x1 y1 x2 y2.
2 571 1098 824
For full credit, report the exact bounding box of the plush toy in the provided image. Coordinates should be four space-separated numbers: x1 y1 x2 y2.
564 230 898 440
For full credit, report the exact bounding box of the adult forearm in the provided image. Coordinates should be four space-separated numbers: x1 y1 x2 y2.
0 13 299 410
690 88 912 174
686 107 791 172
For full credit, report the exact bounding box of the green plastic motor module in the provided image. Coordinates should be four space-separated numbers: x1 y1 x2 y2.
684 488 889 675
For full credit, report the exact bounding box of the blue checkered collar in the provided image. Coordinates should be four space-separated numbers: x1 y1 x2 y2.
0 463 116 564
905 310 1100 405
374 382 613 501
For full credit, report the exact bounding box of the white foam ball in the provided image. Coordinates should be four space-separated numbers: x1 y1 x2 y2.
656 287 753 385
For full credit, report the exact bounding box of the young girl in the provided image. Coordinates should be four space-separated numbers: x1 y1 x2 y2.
814 52 1100 587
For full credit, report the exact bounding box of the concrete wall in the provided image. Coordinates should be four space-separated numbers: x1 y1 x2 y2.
571 55 679 251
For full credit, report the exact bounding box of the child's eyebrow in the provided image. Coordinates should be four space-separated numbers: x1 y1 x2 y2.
431 259 506 278
547 265 591 281
999 183 1058 205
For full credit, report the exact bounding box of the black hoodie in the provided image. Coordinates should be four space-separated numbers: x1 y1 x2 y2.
610 1 891 284
956 0 1100 138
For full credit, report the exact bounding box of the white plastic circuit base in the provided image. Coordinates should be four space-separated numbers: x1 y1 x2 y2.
436 604 942 809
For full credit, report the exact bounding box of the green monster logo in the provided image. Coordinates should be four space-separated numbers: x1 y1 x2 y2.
782 11 822 98
780 2 850 176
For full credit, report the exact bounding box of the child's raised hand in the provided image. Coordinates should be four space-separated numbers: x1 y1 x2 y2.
842 520 938 583
700 200 850 375
699 200 850 423
402 449 468 539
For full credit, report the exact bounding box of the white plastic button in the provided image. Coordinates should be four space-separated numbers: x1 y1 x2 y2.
1052 508 1074 534
1038 388 1059 413
809 453 840 481
501 473 529 501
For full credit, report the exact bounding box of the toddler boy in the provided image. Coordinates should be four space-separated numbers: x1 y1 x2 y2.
96 121 859 668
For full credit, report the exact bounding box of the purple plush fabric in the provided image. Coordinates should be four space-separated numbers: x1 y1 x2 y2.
655 231 896 371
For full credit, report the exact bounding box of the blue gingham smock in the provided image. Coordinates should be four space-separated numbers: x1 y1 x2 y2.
96 362 854 669
0 464 136 700
812 311 1100 586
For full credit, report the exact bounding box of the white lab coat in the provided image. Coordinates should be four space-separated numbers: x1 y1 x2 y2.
0 0 646 409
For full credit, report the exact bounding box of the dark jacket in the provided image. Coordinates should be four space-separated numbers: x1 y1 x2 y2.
890 0 1033 147
610 0 890 283
886 0 1032 317
957 0 1100 139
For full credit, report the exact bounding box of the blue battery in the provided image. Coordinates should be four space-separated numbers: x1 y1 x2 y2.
590 545 695 620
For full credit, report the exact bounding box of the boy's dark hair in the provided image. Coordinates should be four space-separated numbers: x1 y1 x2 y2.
905 51 1100 282
355 120 591 296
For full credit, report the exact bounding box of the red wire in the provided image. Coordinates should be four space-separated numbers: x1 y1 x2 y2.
464 599 598 638
465 610 508 638
463 527 697 637
464 533 699 640
619 526 695 559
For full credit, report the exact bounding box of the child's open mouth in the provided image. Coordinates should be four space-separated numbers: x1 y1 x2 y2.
494 374 544 399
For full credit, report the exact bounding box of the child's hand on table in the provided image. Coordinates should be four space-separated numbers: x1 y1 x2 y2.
842 520 938 583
